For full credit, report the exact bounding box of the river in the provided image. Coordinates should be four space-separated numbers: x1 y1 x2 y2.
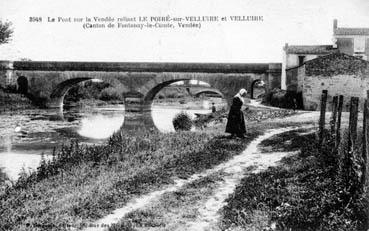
0 102 219 182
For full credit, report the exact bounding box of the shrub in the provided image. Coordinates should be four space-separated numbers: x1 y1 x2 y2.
99 87 124 101
264 88 303 110
172 111 192 131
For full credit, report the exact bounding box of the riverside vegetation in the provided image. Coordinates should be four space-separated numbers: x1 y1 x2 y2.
0 126 261 230
0 105 305 230
0 87 36 111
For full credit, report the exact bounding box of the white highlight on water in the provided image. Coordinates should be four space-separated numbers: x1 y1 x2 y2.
77 115 125 139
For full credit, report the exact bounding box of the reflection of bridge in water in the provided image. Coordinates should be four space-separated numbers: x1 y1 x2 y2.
121 112 157 131
52 108 159 132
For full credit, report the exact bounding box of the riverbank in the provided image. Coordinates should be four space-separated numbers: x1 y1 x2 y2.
0 89 37 112
193 102 296 128
0 108 312 230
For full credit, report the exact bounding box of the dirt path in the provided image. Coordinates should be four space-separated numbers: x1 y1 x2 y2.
185 129 303 231
81 110 316 231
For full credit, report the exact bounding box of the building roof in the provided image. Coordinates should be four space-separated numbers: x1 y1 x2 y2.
303 53 369 77
334 27 369 36
285 45 336 55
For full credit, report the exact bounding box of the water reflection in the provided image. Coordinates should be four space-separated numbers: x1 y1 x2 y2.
78 114 125 139
0 152 45 180
0 133 51 182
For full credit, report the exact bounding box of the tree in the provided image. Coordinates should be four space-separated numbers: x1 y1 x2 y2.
0 20 13 44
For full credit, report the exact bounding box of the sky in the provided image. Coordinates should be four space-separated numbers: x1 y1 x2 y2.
0 0 368 63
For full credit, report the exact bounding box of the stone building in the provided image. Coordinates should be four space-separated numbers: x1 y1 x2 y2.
282 44 337 90
287 53 369 111
333 19 369 60
282 19 369 91
282 20 369 111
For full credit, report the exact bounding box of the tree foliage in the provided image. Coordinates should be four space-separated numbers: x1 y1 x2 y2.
0 20 13 44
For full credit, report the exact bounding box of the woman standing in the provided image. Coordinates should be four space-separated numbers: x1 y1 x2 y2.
225 88 247 138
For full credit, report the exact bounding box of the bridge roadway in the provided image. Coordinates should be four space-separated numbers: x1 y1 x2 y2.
0 61 281 112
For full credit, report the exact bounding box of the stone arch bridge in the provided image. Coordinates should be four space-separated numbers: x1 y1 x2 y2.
0 61 281 112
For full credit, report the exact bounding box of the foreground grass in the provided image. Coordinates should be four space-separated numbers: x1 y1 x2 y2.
0 125 264 230
221 129 368 231
109 171 226 231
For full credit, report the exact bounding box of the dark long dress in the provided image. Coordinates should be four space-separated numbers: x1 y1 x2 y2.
225 96 246 135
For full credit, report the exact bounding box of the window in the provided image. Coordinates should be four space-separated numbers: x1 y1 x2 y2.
354 37 366 53
298 56 305 65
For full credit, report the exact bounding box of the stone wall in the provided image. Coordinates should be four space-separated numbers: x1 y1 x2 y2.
268 71 282 90
299 53 369 111
286 67 298 89
302 74 369 111
336 38 354 56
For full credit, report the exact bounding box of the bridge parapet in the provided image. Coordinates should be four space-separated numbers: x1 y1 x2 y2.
9 61 278 73
0 60 13 70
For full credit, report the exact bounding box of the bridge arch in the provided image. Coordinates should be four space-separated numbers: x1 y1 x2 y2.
141 77 228 110
194 89 224 98
48 77 93 108
48 77 128 108
250 79 266 99
143 79 188 102
17 76 28 94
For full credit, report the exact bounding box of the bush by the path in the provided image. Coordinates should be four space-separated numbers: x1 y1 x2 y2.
172 111 193 131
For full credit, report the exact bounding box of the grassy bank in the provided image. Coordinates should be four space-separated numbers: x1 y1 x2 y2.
194 107 296 128
0 89 37 112
0 125 264 230
221 129 368 231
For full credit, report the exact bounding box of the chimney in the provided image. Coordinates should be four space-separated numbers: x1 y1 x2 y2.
333 19 338 33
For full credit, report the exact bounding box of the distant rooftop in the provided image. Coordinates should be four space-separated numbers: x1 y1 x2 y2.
334 28 369 36
285 45 336 54
333 19 369 36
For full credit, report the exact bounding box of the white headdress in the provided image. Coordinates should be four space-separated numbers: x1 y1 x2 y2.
235 88 247 103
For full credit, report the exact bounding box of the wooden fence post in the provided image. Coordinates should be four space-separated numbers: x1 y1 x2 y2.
362 91 369 190
348 97 359 151
330 96 338 134
319 90 328 145
344 97 359 191
335 95 344 148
